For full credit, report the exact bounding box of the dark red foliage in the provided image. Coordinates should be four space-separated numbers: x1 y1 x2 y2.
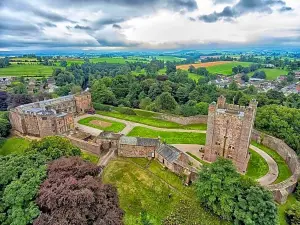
34 157 124 225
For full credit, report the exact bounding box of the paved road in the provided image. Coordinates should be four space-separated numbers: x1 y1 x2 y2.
75 114 206 135
172 144 279 186
250 144 279 186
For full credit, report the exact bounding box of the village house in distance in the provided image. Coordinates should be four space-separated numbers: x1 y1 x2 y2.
204 95 257 173
9 92 92 137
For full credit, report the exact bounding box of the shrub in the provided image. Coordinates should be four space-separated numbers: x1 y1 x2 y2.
93 102 112 111
286 201 300 225
116 107 136 115
295 181 300 201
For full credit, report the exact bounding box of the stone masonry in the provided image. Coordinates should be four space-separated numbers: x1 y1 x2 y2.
9 92 92 137
204 95 257 173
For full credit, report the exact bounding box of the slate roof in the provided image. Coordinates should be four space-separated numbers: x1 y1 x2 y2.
119 136 159 147
156 144 180 163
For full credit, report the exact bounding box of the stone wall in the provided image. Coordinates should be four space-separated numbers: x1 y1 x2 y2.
67 136 101 155
156 114 208 125
118 145 156 157
251 129 300 203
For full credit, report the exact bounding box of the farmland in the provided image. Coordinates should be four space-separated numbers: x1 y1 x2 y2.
0 64 59 77
249 68 288 80
177 61 252 75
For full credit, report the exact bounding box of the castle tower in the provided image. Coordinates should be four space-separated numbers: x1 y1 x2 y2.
204 96 257 173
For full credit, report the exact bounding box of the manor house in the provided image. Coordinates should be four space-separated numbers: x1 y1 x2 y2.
204 95 257 173
9 92 92 137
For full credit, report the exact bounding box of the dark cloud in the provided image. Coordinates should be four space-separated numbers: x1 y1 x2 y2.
74 25 92 30
94 18 126 26
112 24 122 29
279 6 293 12
96 38 139 47
199 0 290 23
167 0 198 11
40 22 57 28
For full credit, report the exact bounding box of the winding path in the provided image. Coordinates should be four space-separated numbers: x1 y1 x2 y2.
74 114 207 135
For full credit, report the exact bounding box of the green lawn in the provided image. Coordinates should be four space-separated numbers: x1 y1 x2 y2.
186 152 209 165
127 126 206 144
0 137 31 155
102 158 227 225
78 116 126 132
96 110 207 130
154 56 185 62
249 68 288 80
251 141 291 183
246 149 269 180
206 62 252 75
277 195 298 225
0 64 60 77
81 151 99 164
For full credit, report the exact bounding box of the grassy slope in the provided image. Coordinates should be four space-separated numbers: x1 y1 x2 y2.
0 64 59 77
102 158 227 225
251 141 291 183
96 110 207 130
127 126 206 144
246 149 269 180
186 152 209 165
78 116 126 133
0 137 31 155
277 194 297 225
206 62 252 75
249 68 288 80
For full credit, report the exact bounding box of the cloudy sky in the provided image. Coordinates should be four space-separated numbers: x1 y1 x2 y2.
1 0 300 51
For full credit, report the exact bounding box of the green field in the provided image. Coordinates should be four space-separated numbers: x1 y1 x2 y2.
0 137 31 155
251 141 291 183
96 109 207 130
246 149 269 180
249 68 288 80
90 57 143 64
154 56 185 62
0 64 60 77
206 62 252 75
102 158 227 225
78 116 126 133
127 126 206 144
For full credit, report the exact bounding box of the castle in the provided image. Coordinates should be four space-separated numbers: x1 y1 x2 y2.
204 95 257 173
9 92 92 137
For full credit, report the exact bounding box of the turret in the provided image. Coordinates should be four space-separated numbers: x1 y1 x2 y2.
217 95 226 108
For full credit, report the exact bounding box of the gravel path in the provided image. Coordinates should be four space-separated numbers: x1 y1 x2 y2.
250 144 279 185
75 114 206 135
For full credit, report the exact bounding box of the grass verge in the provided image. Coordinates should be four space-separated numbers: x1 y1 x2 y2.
78 116 126 132
127 126 206 144
246 149 269 180
277 195 297 225
0 137 31 155
186 152 209 165
251 141 291 183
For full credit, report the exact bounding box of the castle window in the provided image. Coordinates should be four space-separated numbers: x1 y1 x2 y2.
42 117 47 120
215 141 221 145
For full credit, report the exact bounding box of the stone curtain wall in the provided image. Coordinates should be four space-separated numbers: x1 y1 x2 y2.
156 114 208 125
67 136 101 155
251 129 300 203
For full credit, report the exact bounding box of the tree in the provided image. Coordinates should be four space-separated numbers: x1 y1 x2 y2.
139 97 152 110
286 202 300 225
229 81 238 91
91 80 117 105
295 182 300 201
195 158 241 220
0 118 11 137
29 136 81 160
241 74 249 82
71 85 82 94
60 60 67 67
34 157 123 225
252 71 266 79
155 92 178 112
166 62 176 74
13 83 28 94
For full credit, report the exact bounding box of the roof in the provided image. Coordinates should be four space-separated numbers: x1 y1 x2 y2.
98 131 122 140
156 144 180 163
119 136 159 147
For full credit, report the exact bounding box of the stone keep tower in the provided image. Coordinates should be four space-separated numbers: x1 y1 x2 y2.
204 95 257 173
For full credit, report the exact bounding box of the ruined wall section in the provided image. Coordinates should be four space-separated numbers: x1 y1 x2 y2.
74 92 92 114
9 110 25 134
68 136 101 155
